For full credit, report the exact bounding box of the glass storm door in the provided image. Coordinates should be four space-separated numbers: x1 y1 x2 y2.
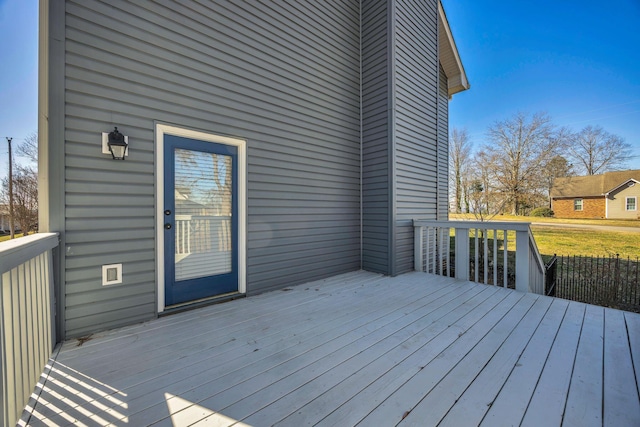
164 135 238 306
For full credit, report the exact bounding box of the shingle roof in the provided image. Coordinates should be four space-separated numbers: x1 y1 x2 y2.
551 169 640 198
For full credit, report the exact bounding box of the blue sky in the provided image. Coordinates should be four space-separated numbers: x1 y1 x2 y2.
443 0 640 164
0 0 638 180
0 0 38 176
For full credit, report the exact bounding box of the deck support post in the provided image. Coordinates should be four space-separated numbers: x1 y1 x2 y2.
414 225 424 272
455 228 469 281
515 229 530 292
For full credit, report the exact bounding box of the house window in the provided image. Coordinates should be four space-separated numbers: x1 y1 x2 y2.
627 197 637 211
574 199 583 211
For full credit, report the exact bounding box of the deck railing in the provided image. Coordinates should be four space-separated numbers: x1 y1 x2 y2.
175 215 231 254
413 220 545 294
0 233 58 427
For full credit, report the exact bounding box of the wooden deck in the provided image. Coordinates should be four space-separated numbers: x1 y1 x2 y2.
22 271 640 426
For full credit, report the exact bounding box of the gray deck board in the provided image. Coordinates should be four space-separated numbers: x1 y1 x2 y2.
602 309 640 426
22 271 640 426
479 298 570 426
563 304 604 427
626 311 640 398
436 296 553 427
521 302 586 427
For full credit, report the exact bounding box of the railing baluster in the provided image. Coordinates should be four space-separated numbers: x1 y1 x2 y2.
446 227 451 277
425 227 431 273
431 227 437 275
474 229 479 283
437 226 441 276
503 230 508 288
493 228 498 286
483 229 489 285
413 220 545 295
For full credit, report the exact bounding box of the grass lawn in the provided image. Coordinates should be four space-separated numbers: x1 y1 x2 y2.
532 227 640 259
450 213 640 228
449 213 640 259
0 233 26 242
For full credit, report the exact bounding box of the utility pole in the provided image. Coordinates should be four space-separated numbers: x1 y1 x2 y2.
6 137 15 239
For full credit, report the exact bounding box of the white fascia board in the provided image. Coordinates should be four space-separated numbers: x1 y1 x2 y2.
438 1 470 97
604 178 640 195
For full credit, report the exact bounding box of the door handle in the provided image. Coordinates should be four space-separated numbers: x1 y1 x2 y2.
164 223 172 230
164 210 171 215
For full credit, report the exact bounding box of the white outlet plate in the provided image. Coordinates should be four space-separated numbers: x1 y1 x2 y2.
102 263 123 286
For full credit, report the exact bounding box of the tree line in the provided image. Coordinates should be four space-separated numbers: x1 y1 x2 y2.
1 133 38 237
449 112 633 217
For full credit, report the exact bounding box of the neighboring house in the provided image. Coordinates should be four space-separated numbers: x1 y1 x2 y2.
0 204 25 234
551 169 640 219
39 0 469 339
0 204 8 233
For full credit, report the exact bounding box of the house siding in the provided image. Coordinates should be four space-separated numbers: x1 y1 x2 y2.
437 64 449 220
362 0 391 274
394 0 442 275
553 197 605 219
362 0 449 276
607 184 640 219
60 0 361 337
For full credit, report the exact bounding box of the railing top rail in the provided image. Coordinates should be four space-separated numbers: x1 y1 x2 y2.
0 232 59 273
413 219 532 232
528 227 545 271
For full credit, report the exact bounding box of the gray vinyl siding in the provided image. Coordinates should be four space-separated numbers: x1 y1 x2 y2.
361 0 446 276
361 0 391 274
62 0 361 337
394 0 440 274
437 64 449 220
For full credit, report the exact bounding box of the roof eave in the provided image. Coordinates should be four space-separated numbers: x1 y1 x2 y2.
604 178 640 196
438 1 470 98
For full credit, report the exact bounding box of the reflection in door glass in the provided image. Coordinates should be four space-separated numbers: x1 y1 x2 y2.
174 148 232 281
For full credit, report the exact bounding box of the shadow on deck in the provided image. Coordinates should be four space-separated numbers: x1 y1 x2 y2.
22 271 640 426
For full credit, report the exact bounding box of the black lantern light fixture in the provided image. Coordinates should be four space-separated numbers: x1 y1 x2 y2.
107 127 128 160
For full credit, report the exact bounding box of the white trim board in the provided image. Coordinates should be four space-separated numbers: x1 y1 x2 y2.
155 123 248 313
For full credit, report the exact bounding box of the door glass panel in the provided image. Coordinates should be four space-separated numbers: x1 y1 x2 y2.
174 148 233 281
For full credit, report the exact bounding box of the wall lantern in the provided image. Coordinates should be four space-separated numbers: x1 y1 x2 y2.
107 127 128 160
101 127 129 159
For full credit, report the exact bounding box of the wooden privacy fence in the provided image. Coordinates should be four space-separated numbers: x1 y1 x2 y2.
546 254 640 313
0 233 58 426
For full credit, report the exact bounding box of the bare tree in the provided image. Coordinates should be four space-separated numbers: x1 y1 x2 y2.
541 155 573 207
1 132 39 237
466 149 508 220
1 165 38 235
449 128 472 213
18 132 38 163
484 112 564 215
567 125 632 175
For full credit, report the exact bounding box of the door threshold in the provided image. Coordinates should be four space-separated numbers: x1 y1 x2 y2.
160 292 245 316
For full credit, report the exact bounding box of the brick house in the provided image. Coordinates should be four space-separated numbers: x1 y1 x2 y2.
551 170 640 219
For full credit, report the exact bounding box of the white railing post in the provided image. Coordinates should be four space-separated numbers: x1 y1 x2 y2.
515 229 530 292
455 227 469 281
414 225 424 272
528 228 545 294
